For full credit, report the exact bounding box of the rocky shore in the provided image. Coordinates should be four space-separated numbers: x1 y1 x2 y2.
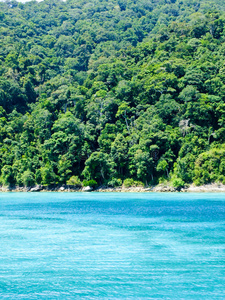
1 183 225 193
96 183 225 192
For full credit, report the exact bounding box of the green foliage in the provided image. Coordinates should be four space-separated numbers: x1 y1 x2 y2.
1 0 225 188
66 176 82 187
193 146 225 185
156 160 168 174
82 179 98 187
21 170 35 187
172 177 185 189
35 169 42 185
123 178 144 187
40 164 56 186
123 179 135 187
107 178 123 187
82 152 112 183
0 165 15 186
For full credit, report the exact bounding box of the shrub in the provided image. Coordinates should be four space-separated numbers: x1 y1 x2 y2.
172 177 185 189
193 178 201 186
217 175 225 184
66 175 82 187
158 177 167 184
134 180 144 187
82 179 98 187
21 170 35 187
123 178 144 187
123 178 135 187
107 178 122 187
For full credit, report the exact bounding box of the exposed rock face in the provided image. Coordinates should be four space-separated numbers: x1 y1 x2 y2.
186 183 225 192
95 186 149 192
151 185 176 192
1 183 225 193
30 185 43 192
0 186 11 192
82 186 93 192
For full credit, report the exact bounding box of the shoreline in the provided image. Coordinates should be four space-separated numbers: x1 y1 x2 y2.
1 183 225 193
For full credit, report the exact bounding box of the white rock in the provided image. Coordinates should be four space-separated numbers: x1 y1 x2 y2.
82 186 93 192
30 185 43 192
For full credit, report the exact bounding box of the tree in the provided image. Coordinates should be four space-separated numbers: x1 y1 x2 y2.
40 164 56 185
21 170 35 187
1 165 15 186
111 133 129 177
82 152 112 183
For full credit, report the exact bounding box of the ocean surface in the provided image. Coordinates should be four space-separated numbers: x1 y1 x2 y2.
0 192 225 299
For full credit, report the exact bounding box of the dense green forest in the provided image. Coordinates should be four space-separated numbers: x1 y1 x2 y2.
1 0 225 188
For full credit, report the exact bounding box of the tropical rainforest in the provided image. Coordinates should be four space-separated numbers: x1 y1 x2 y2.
1 0 225 188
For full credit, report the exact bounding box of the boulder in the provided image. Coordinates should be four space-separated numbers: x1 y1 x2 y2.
30 185 43 192
82 186 93 192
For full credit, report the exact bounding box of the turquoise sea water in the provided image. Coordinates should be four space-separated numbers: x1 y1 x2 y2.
0 193 225 299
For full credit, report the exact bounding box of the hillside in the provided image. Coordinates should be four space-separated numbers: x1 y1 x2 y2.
1 0 225 188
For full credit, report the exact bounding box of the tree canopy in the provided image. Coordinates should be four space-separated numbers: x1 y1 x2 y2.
1 0 225 187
